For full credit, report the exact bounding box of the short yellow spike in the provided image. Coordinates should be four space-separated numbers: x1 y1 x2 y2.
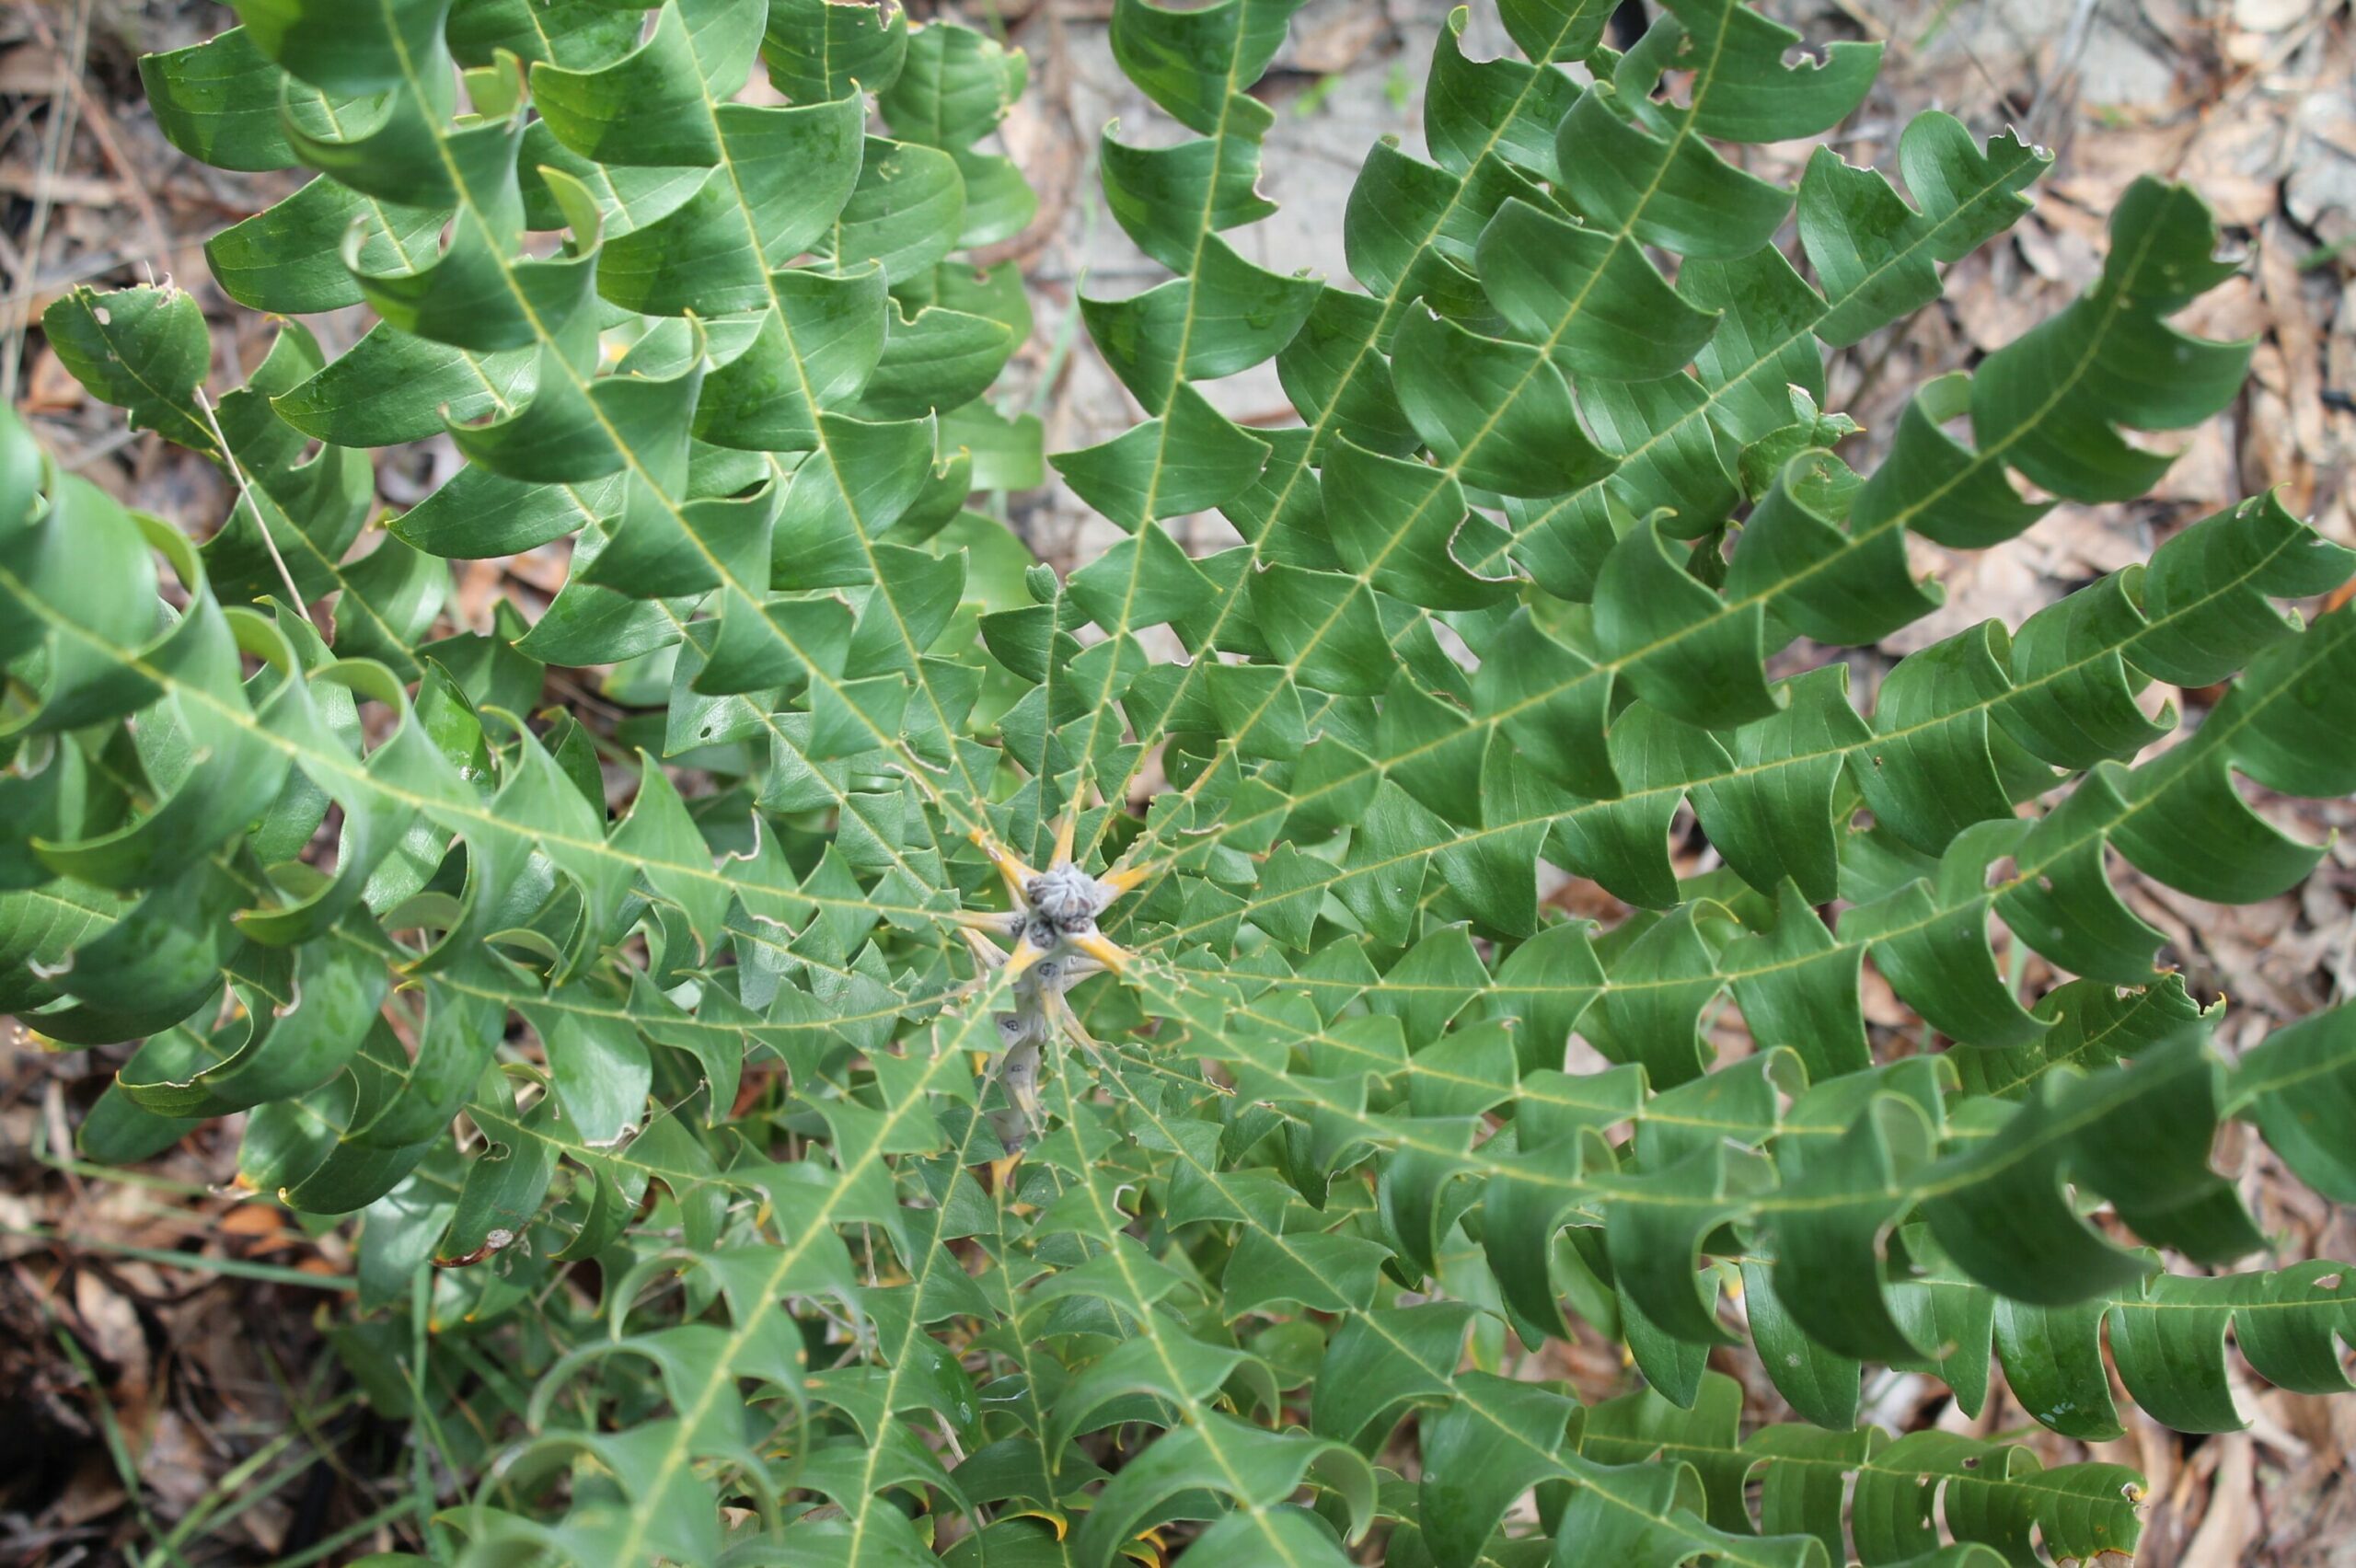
970 824 1039 905
1097 859 1159 897
1046 990 1103 1054
1070 932 1135 976
1003 935 1048 981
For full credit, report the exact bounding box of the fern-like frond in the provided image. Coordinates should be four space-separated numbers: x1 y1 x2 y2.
17 1 2356 1563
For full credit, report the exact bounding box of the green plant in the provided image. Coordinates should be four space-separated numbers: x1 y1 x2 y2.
7 0 2356 1562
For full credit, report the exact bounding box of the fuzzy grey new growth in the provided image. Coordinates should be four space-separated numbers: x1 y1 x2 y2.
1026 861 1106 934
955 812 1153 1149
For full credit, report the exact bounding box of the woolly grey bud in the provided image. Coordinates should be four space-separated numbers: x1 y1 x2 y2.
1025 862 1103 934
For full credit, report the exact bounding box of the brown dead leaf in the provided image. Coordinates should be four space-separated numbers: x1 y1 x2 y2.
2015 212 2106 294
0 40 59 95
0 161 121 205
1286 0 1391 75
2148 417 2243 508
2235 0 2316 30
215 1203 286 1239
2178 274 2275 345
48 1451 129 1529
139 1407 219 1518
1857 962 1910 1030
1946 248 2059 352
1887 538 2051 655
70 1272 147 1414
2183 1432 2259 1568
20 345 87 414
2286 93 2356 245
2258 216 2334 460
2177 110 2295 227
